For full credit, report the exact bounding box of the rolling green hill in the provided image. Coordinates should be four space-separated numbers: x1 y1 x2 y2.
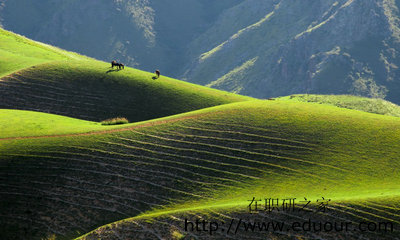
278 94 400 117
0 28 251 122
0 109 107 139
1 28 400 240
1 100 400 240
0 28 86 77
75 100 400 240
0 60 251 122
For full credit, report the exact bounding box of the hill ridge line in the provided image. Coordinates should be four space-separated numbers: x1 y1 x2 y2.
0 60 63 80
0 111 217 141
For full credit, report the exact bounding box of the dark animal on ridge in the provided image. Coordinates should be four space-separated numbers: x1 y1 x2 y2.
155 69 160 78
111 61 124 70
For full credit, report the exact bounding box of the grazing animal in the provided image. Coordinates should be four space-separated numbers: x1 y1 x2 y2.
111 61 124 70
155 69 160 78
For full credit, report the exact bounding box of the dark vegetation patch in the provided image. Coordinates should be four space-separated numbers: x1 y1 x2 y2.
101 117 129 125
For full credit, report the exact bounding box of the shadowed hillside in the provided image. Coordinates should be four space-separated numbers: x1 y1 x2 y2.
78 196 400 240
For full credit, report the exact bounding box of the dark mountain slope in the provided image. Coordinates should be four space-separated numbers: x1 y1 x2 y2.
184 0 400 104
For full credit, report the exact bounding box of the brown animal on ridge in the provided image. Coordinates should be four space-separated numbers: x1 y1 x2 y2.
111 60 118 68
155 69 160 78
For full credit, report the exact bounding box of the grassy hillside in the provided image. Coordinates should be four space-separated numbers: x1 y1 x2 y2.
77 197 400 240
75 100 400 239
77 196 400 239
0 28 86 77
0 60 251 122
0 109 105 139
1 100 400 239
0 28 251 123
278 94 400 117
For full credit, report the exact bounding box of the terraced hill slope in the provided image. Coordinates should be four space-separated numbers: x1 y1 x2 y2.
73 100 400 240
76 196 400 240
1 100 400 239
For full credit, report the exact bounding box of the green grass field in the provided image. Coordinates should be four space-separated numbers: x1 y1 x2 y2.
1 28 400 240
0 28 87 77
278 94 400 117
